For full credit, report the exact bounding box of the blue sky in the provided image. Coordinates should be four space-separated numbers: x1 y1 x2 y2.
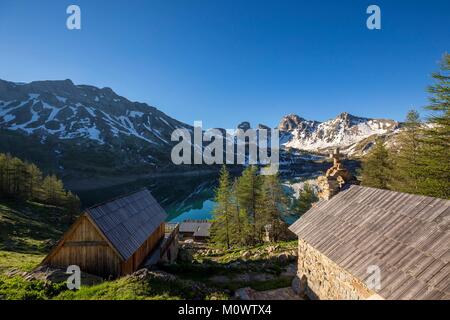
0 0 449 128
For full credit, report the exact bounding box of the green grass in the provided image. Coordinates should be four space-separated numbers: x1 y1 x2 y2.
0 275 66 300
55 276 178 300
160 241 298 294
55 275 227 300
0 271 230 300
0 250 44 274
0 198 296 300
0 199 69 276
0 200 70 254
195 240 298 264
244 276 293 291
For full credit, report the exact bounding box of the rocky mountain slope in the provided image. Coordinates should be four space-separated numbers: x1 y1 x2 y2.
278 113 400 156
0 78 399 189
0 79 189 150
0 79 201 186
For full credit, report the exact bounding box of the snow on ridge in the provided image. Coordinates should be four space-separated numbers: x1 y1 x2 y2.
28 93 40 100
84 106 96 117
55 95 67 103
281 115 397 153
0 93 176 147
43 102 60 122
159 117 172 128
128 110 144 118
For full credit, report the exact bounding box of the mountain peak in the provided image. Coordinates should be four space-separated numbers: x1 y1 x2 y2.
278 114 312 131
279 111 399 155
0 78 189 152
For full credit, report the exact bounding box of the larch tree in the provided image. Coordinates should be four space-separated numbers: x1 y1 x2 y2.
360 138 393 190
235 166 261 243
417 53 450 199
391 110 423 194
294 182 318 216
257 173 289 241
210 165 234 248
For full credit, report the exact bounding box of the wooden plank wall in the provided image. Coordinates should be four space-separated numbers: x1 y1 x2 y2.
46 216 121 277
121 223 165 275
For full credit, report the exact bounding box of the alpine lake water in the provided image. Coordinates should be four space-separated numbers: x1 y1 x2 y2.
74 171 312 224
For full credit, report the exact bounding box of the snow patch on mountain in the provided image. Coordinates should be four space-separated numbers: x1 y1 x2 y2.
279 112 399 155
0 79 191 151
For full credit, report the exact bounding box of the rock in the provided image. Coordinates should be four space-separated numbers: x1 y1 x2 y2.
178 248 193 262
132 269 177 282
250 273 275 282
234 287 256 300
281 263 298 277
234 273 252 282
241 251 251 260
252 253 262 260
266 245 279 253
277 253 289 264
21 265 103 286
291 275 307 296
209 275 229 283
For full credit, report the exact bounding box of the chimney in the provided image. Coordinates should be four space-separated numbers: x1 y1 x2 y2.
317 148 357 200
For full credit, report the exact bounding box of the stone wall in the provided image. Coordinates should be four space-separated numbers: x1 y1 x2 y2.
294 239 377 300
160 231 179 264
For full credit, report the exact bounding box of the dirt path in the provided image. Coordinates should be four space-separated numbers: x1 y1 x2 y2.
235 287 303 300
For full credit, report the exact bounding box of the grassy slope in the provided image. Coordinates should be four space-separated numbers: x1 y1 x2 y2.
0 200 69 300
0 200 68 254
0 200 228 300
0 200 72 275
0 200 297 300
161 241 298 292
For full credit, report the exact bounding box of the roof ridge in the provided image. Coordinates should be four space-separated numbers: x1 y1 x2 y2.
86 187 150 211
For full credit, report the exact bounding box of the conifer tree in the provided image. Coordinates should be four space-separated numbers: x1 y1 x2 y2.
417 54 450 199
210 165 234 248
0 152 81 218
294 182 318 215
235 166 260 242
257 173 288 241
26 163 43 200
230 178 251 247
360 138 393 189
391 110 423 194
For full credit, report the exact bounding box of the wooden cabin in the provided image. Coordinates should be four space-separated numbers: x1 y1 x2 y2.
42 189 167 278
178 220 212 242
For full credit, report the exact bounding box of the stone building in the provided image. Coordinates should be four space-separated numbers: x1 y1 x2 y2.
317 148 358 200
289 184 450 300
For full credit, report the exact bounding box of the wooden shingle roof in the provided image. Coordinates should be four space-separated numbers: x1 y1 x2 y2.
86 189 167 261
179 221 212 237
289 185 450 300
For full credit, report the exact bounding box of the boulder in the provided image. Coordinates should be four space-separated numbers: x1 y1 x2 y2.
241 251 251 260
22 265 103 286
277 253 289 264
234 287 256 300
291 275 307 296
178 248 193 262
